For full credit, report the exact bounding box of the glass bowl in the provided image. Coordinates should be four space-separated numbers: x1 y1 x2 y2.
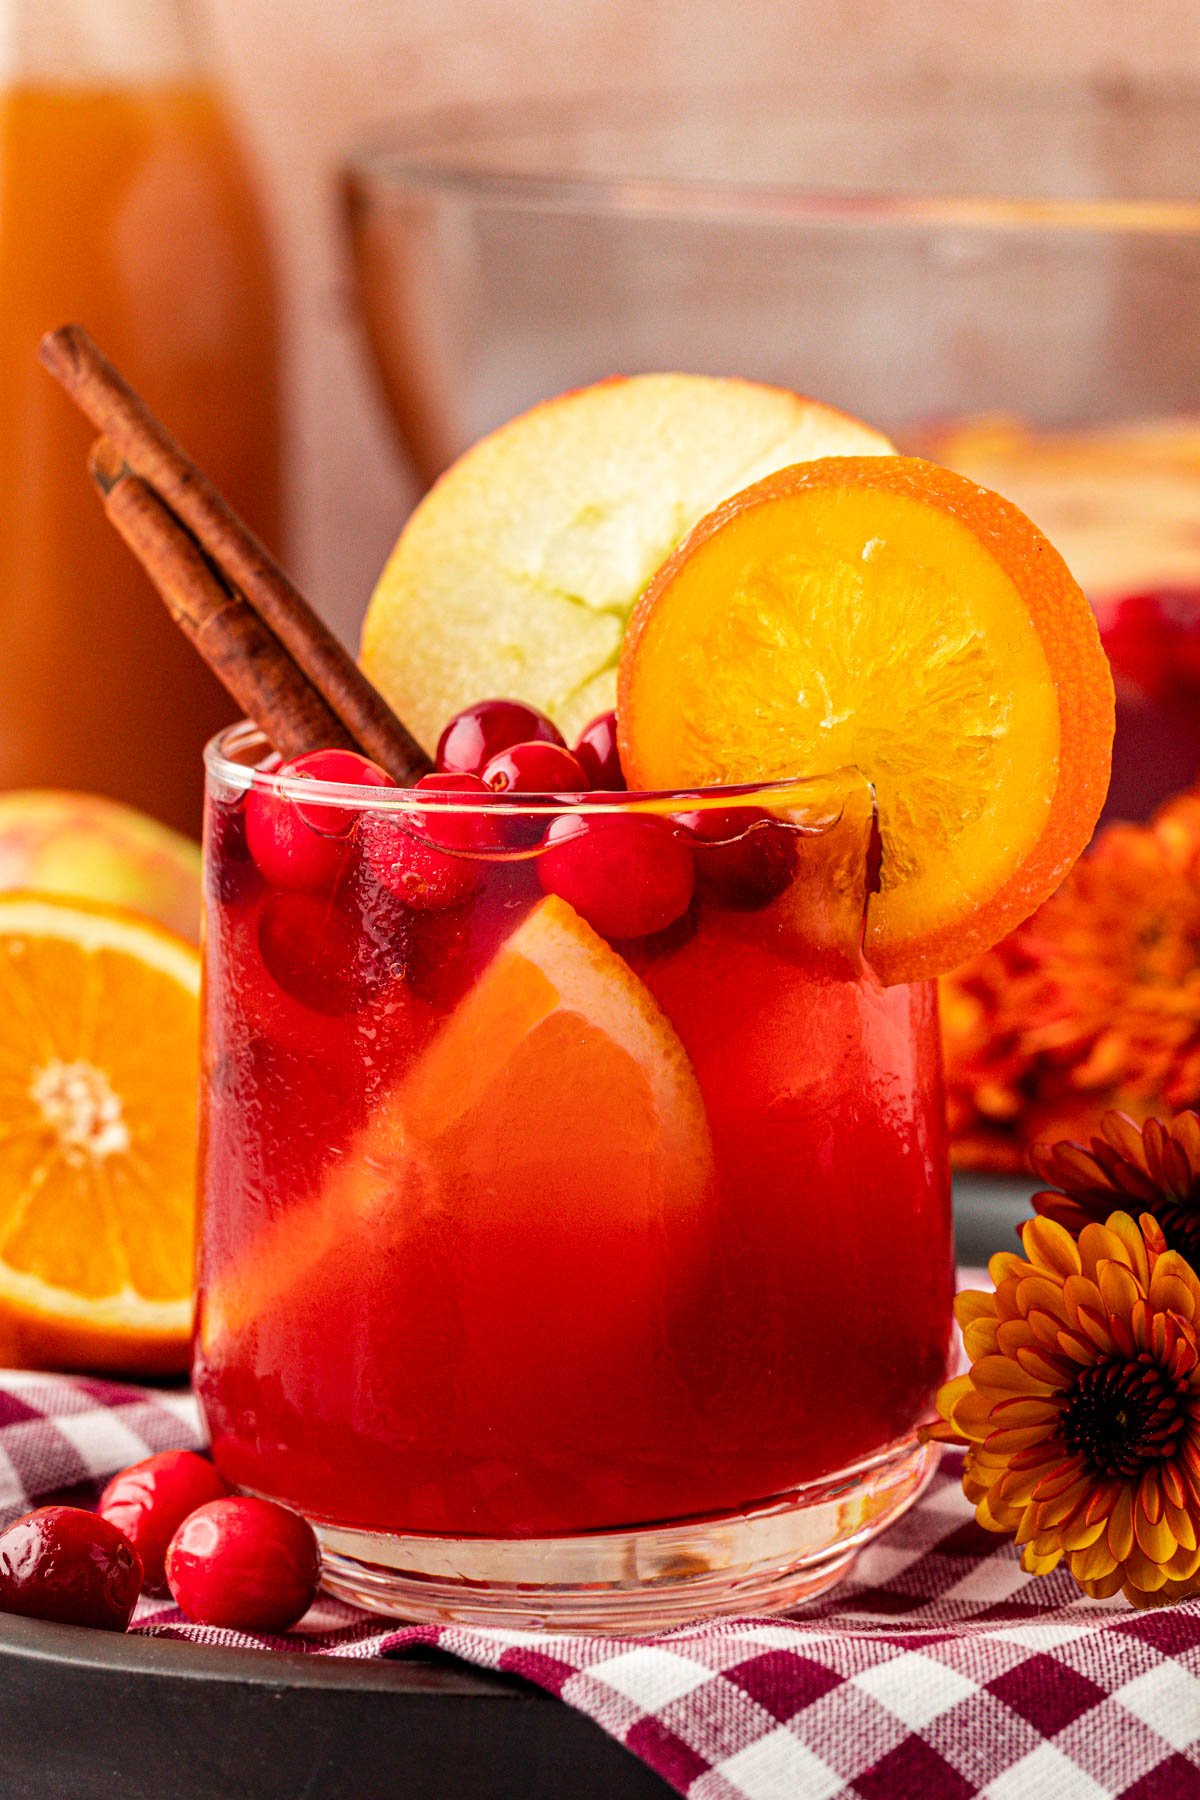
341 80 1200 821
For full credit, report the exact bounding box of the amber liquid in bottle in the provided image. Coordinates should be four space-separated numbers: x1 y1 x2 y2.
0 78 282 832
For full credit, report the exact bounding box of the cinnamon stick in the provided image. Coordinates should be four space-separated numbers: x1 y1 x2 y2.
41 324 431 783
89 442 359 763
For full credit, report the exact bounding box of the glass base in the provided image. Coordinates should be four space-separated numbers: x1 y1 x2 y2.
313 1434 936 1632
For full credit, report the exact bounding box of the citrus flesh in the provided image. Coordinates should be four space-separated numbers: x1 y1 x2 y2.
360 374 892 752
618 455 1115 983
0 894 199 1372
202 893 716 1348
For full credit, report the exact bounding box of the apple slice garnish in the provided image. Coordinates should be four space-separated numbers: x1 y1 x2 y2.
360 375 892 753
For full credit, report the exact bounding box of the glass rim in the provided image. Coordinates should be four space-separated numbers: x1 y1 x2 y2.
342 81 1200 233
204 720 867 824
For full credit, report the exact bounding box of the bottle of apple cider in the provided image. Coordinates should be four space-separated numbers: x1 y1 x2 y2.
0 0 282 832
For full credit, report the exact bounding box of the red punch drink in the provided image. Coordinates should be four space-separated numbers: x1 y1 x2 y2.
195 724 954 1628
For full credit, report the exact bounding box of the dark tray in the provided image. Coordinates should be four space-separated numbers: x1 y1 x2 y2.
0 1176 1029 1799
0 1614 671 1800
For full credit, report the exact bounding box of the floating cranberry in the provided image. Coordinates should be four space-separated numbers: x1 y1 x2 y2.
258 889 387 1014
99 1451 230 1590
360 773 498 911
539 814 695 939
245 750 394 893
573 711 625 790
437 698 564 776
680 807 799 909
165 1496 320 1633
0 1505 142 1631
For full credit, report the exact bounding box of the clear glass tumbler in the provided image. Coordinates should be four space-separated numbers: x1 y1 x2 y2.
194 724 954 1629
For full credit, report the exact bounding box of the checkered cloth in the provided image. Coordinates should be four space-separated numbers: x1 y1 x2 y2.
3 1370 1200 1799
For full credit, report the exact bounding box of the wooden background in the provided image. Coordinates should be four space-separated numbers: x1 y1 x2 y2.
196 0 1195 642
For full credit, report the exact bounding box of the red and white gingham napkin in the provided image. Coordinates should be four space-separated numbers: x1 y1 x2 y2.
3 1367 1200 1799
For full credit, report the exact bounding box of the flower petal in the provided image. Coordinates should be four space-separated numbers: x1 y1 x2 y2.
1015 1344 1072 1386
1103 1210 1153 1286
1016 1279 1071 1327
955 1288 997 1326
1108 1487 1137 1563
1070 1539 1118 1581
986 1423 1060 1455
1023 1218 1082 1280
992 1396 1062 1428
1149 1255 1200 1322
963 1319 1001 1360
1061 1514 1108 1552
1133 1506 1178 1564
972 1356 1053 1396
1080 1567 1125 1599
1098 1260 1143 1321
1125 1545 1172 1591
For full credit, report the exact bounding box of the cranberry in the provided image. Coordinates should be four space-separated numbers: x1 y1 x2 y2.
283 748 396 834
538 814 695 939
679 807 799 909
0 1505 142 1631
480 741 587 846
1097 587 1200 703
245 750 395 893
99 1451 230 1590
437 698 564 776
397 866 539 1008
258 889 389 1014
481 740 587 795
573 711 625 790
165 1496 320 1633
359 773 497 911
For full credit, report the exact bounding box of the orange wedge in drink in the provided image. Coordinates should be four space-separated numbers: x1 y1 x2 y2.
203 894 715 1348
618 455 1115 984
0 893 200 1373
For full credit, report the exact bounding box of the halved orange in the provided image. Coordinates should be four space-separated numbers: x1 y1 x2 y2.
618 455 1115 984
0 893 199 1373
203 893 715 1348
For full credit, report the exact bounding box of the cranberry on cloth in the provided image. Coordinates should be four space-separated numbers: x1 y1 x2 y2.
2 1366 1200 1798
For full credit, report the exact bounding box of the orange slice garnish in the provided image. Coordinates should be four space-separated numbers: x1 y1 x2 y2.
203 894 715 1347
0 893 199 1373
618 455 1114 984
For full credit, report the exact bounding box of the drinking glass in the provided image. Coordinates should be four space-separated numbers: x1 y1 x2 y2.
195 723 954 1629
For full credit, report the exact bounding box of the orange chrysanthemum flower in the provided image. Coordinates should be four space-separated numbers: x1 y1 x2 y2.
929 1209 1200 1607
941 786 1200 1169
1033 1110 1200 1262
1015 793 1200 1109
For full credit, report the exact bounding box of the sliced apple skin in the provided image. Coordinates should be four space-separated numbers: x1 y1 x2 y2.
0 790 201 942
360 374 893 753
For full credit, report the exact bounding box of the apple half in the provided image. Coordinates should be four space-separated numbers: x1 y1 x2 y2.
360 374 893 755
